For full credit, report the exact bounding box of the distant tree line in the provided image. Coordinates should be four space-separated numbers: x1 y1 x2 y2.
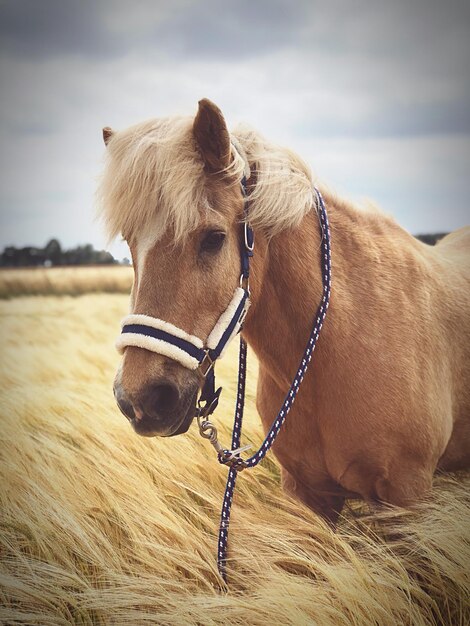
0 233 447 268
0 239 118 267
415 233 448 246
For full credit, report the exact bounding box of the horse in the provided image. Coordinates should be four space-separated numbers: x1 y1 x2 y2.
98 98 470 524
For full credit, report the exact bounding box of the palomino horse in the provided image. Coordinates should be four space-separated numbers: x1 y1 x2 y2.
100 98 470 523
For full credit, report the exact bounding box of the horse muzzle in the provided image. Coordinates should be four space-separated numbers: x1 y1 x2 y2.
113 377 198 437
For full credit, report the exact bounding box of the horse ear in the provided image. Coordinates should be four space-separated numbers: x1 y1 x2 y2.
102 127 114 146
193 99 231 173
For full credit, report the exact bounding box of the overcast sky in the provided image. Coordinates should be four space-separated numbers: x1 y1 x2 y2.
0 0 469 260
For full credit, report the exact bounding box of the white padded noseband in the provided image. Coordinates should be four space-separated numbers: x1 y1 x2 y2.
117 287 250 371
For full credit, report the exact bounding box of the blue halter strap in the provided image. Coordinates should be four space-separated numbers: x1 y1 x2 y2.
194 175 253 420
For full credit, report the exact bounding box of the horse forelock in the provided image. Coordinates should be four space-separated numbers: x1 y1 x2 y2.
98 117 203 245
97 115 315 249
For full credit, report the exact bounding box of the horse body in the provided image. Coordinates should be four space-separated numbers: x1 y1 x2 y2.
434 228 470 470
245 191 470 520
100 99 470 523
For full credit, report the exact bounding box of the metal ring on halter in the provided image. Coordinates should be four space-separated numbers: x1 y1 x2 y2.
244 221 254 252
198 350 215 378
239 273 250 296
196 393 219 419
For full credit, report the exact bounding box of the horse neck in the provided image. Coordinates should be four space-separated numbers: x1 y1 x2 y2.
242 188 422 388
243 194 327 388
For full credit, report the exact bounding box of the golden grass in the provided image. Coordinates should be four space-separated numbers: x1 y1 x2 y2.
0 266 133 298
0 294 469 625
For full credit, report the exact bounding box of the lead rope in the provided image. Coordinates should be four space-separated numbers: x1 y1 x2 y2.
202 188 332 583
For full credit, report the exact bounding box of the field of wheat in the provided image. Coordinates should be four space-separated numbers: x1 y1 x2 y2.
0 272 469 625
0 266 133 298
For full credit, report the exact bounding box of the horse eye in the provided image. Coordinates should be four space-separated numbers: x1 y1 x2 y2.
200 230 226 253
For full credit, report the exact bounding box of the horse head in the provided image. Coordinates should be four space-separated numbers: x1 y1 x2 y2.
100 100 253 437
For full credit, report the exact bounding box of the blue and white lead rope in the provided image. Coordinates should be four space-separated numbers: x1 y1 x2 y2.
216 188 331 581
115 175 331 584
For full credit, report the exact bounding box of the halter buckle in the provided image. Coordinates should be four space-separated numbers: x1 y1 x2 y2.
239 273 251 296
198 350 215 378
244 222 254 253
238 306 248 328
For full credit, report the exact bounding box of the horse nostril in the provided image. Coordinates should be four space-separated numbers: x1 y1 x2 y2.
114 386 136 422
142 381 180 417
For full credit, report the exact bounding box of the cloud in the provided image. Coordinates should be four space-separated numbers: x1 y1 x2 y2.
0 0 114 59
0 0 308 61
0 0 469 254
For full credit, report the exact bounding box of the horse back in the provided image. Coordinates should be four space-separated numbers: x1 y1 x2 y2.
432 225 470 466
435 225 470 270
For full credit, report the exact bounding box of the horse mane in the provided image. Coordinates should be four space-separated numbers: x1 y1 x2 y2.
97 116 314 243
233 124 314 235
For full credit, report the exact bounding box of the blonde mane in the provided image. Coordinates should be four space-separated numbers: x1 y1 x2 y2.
97 116 314 243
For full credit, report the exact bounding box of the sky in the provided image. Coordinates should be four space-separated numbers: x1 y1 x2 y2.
0 0 469 261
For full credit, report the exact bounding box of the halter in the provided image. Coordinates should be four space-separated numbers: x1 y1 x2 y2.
116 165 253 421
116 146 332 584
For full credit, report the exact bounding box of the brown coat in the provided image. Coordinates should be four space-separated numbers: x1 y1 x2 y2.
101 99 470 523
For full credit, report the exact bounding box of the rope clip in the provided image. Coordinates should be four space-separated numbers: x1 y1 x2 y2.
217 446 251 471
197 415 224 455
